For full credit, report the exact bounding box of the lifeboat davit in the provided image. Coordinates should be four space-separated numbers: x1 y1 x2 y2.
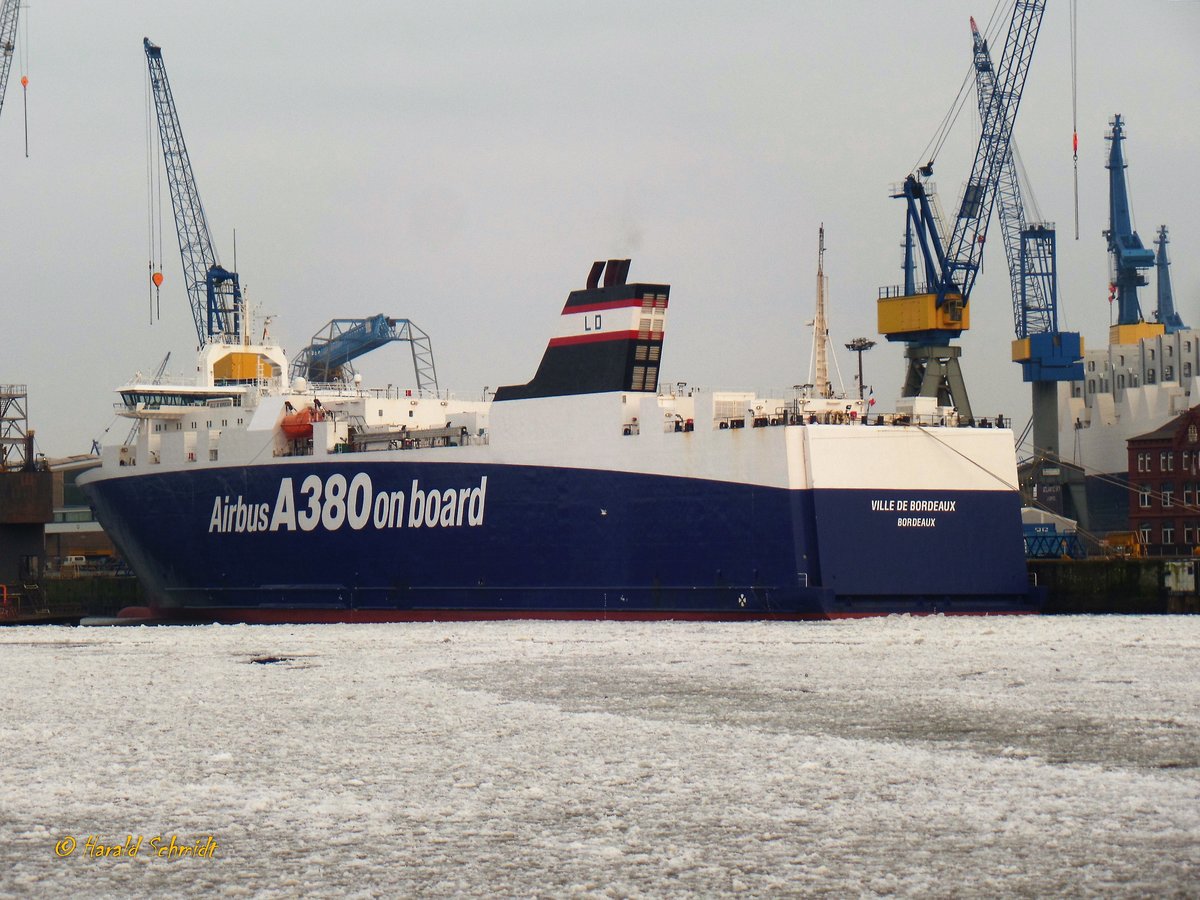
281 407 324 439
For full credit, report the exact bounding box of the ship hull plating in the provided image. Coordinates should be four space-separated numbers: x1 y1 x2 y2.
81 456 1037 622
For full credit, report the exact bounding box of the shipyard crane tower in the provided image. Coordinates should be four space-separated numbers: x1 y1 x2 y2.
970 16 1084 518
1154 225 1184 334
878 0 1045 423
144 38 242 348
1104 114 1161 343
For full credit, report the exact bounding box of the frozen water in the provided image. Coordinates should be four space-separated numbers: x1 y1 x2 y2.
2 616 1198 897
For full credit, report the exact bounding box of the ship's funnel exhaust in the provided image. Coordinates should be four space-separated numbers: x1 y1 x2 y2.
603 258 631 287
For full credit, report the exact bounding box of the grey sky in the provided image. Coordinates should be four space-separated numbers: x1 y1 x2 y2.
3 1 1198 456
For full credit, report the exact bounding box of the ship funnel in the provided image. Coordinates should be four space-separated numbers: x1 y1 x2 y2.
604 259 631 287
493 259 669 401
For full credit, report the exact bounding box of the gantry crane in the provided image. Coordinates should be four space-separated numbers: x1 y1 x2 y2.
144 38 242 348
1104 114 1161 344
290 315 439 394
971 16 1085 519
877 0 1046 423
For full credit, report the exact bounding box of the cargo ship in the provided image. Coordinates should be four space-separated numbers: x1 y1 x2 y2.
78 259 1038 622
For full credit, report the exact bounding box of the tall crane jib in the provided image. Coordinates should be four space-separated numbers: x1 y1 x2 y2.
970 17 1083 386
0 0 20 124
144 38 242 348
877 0 1046 423
1156 226 1184 334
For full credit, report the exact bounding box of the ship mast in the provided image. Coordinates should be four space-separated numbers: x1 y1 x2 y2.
812 224 832 398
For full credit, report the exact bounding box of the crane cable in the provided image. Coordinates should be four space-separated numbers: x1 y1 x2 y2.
145 63 164 324
910 0 1010 178
18 0 27 157
1070 0 1079 240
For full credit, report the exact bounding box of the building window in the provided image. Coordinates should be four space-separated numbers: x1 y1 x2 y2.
1139 484 1152 507
1168 345 1175 357
1163 483 1174 508
1150 349 1156 360
1139 522 1153 543
1169 453 1176 472
1163 522 1175 544
1165 365 1174 380
1185 483 1194 506
1186 524 1195 544
1087 360 1095 372
1136 453 1145 473
1088 379 1096 393
1161 451 1170 470
1187 363 1193 378
1118 374 1126 389
1190 424 1198 444
1147 369 1157 384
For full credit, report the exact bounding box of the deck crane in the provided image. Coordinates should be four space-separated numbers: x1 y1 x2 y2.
0 0 20 126
1155 226 1183 334
877 0 1045 423
1104 114 1161 344
144 38 242 348
971 16 1084 518
290 315 439 394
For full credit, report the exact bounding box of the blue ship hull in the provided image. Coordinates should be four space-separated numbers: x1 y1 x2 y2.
80 457 1039 622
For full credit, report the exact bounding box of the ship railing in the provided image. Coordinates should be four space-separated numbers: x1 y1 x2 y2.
878 282 935 299
332 422 491 454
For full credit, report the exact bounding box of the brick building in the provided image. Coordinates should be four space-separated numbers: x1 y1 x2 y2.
1127 406 1200 556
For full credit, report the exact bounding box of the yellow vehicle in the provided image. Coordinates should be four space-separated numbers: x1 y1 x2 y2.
1099 532 1147 559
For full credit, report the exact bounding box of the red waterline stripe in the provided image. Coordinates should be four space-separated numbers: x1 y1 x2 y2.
134 607 828 624
116 606 1038 625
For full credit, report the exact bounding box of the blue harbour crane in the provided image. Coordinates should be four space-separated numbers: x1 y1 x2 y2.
290 315 439 394
878 0 1046 423
1154 225 1184 334
0 0 20 125
144 38 242 347
971 15 1084 519
1104 114 1160 343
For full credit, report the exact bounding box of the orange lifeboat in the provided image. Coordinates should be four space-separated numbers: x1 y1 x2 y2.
281 406 324 439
